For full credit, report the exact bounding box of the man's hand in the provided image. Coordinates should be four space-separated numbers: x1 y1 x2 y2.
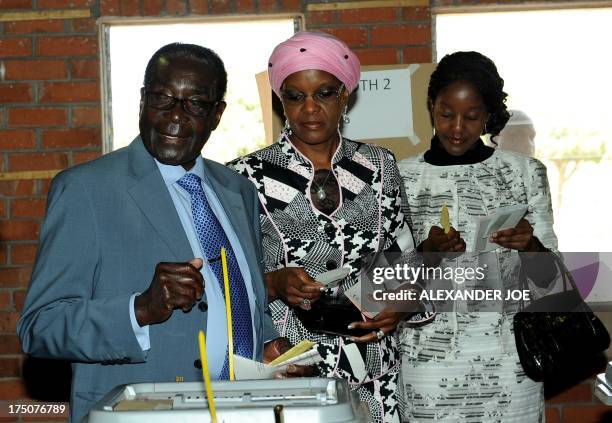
263 337 318 378
347 310 410 343
134 258 204 326
265 267 325 310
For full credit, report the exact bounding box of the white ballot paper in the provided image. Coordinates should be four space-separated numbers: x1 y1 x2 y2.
471 204 528 252
234 341 322 380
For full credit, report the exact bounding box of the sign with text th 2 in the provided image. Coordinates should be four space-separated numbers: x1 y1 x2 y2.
342 68 415 142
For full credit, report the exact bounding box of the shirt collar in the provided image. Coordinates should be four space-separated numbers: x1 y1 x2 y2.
155 156 206 187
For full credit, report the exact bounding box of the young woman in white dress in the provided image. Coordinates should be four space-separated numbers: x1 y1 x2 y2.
398 51 558 422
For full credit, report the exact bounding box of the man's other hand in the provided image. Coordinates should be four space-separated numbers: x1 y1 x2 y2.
263 337 318 378
134 258 204 326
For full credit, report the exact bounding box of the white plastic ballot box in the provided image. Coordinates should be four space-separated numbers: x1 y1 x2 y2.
594 361 612 406
83 378 371 422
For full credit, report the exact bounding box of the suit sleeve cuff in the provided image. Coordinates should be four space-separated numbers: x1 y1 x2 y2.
129 293 150 351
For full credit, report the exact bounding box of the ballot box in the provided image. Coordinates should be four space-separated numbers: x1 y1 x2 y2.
594 361 612 406
83 377 370 422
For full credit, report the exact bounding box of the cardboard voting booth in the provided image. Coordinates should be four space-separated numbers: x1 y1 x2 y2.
256 63 435 161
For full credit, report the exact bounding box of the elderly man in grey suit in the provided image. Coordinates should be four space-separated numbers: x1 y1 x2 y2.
17 43 295 422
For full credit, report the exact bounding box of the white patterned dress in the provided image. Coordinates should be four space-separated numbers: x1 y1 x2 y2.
228 132 413 423
397 146 557 422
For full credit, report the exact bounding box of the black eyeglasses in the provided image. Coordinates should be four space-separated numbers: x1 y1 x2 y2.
280 84 345 107
144 91 219 117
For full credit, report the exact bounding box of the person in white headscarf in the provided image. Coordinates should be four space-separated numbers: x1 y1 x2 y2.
491 109 536 157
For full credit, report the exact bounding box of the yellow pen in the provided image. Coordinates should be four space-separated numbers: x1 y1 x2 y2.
220 247 235 381
198 330 218 423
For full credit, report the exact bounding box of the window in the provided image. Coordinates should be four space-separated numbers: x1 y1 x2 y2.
99 16 300 163
435 7 612 252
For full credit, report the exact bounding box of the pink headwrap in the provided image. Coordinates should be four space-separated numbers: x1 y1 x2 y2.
268 31 361 97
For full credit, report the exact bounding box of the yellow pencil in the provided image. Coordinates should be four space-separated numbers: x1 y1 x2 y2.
198 330 218 423
441 204 450 234
220 247 235 381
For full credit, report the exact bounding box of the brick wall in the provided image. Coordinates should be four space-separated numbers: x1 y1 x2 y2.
0 1 609 422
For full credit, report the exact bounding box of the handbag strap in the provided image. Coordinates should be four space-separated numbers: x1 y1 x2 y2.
518 252 573 310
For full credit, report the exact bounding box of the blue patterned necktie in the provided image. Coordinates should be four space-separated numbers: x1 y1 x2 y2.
177 173 253 379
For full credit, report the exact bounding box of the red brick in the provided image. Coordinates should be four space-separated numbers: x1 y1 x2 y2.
72 106 101 126
120 0 140 16
211 0 231 14
259 0 277 12
545 407 560 423
70 17 97 33
355 48 398 66
0 83 32 103
0 0 31 8
235 0 255 13
167 0 187 15
73 150 101 164
0 38 32 57
4 19 64 34
280 0 299 11
371 24 432 46
37 36 97 57
547 382 592 403
11 244 38 266
42 128 100 149
0 181 36 196
22 414 69 422
0 245 7 265
0 379 27 400
143 0 163 15
0 200 6 218
12 289 27 312
320 27 368 47
8 152 69 171
38 0 93 7
70 59 99 79
8 108 67 127
403 46 432 63
0 312 20 333
402 6 430 21
100 0 120 15
189 0 207 15
39 179 53 196
0 335 22 355
307 10 335 25
339 8 396 24
11 199 46 219
0 130 36 151
0 358 21 378
0 267 32 287
0 291 10 310
0 221 39 242
40 82 99 103
562 405 612 423
3 60 67 81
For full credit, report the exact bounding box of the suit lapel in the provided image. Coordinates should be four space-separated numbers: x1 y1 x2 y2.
126 138 193 261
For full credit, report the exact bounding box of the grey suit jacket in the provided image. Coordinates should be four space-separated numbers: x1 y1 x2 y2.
17 137 278 422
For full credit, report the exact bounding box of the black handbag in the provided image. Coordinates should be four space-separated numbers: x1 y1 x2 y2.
513 255 610 382
294 294 372 338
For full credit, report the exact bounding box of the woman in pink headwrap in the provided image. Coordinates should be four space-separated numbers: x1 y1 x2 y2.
228 31 415 422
